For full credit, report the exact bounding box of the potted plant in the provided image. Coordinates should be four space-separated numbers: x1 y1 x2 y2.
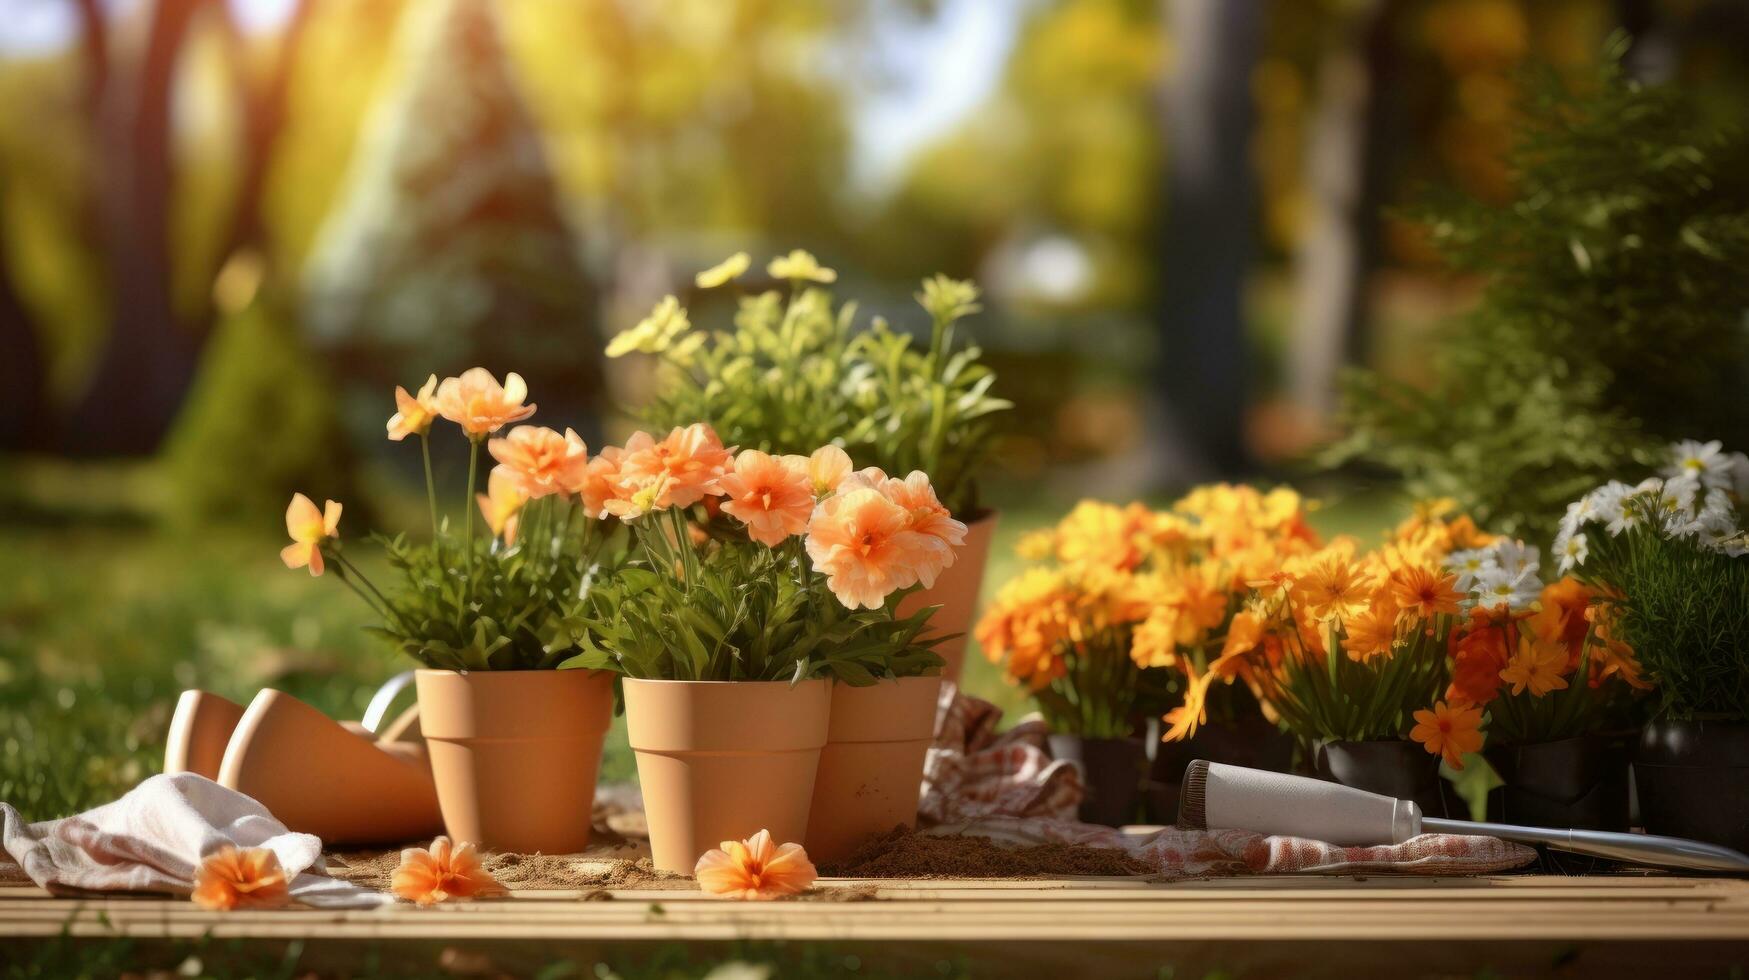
1442 537 1650 831
1215 505 1492 818
1558 440 1749 850
608 251 1010 679
562 425 956 871
282 368 620 854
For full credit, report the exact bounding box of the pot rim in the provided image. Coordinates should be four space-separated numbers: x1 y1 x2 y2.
620 676 831 687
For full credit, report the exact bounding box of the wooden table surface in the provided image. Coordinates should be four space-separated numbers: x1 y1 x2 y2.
6 873 1749 977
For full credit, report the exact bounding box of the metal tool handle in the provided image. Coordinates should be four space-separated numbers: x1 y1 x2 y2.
1424 817 1749 874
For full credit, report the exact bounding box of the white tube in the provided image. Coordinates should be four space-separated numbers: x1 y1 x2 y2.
1200 761 1422 845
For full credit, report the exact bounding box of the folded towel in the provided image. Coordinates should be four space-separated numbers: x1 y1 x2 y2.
920 686 1536 876
1 773 388 909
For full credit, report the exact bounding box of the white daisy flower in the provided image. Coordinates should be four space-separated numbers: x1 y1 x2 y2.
1489 538 1541 577
1444 548 1498 594
1555 531 1589 574
1473 565 1541 612
1695 509 1748 557
1587 482 1630 534
1666 439 1734 491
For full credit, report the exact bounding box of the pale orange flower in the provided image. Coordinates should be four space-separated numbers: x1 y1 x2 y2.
386 375 439 441
280 493 341 576
1388 565 1463 623
477 466 527 544
694 829 817 900
578 445 626 519
1500 635 1570 697
191 846 289 911
805 486 928 609
617 424 733 510
488 425 589 500
391 837 507 907
871 471 966 587
719 450 815 546
807 445 853 496
434 368 536 438
1410 700 1484 770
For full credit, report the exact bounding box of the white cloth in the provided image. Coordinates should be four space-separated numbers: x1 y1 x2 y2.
1 772 387 909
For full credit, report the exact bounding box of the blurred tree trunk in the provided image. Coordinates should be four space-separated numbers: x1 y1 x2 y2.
0 178 46 450
1155 0 1263 479
1287 0 1401 423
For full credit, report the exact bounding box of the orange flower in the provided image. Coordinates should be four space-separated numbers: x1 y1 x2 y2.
1500 634 1570 697
434 368 536 438
617 424 733 510
578 446 626 519
488 425 589 500
1291 550 1372 625
807 445 853 496
1130 605 1183 669
477 466 527 544
191 846 289 911
1409 700 1484 770
719 450 815 546
1161 670 1214 742
1342 598 1400 662
872 471 966 587
280 493 341 576
694 830 817 900
1388 565 1463 623
805 486 928 609
386 375 439 441
1448 616 1508 705
391 837 507 907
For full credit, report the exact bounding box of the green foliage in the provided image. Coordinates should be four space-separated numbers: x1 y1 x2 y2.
1273 621 1452 743
1334 43 1749 542
1574 491 1749 722
561 520 943 684
161 301 355 524
625 261 1010 517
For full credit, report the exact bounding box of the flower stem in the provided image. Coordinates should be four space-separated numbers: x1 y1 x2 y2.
462 439 479 588
420 433 440 539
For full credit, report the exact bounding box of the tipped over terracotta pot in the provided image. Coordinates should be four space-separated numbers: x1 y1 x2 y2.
416 668 615 854
804 675 942 863
897 511 998 682
625 678 831 873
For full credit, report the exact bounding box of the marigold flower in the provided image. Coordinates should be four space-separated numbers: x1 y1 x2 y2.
1290 549 1372 625
392 837 507 907
1342 597 1400 662
1447 611 1510 705
1410 700 1484 770
1388 565 1463 623
488 425 589 500
477 466 527 544
719 450 815 546
807 445 853 497
386 375 439 441
696 251 751 289
1161 671 1214 742
806 486 929 609
1500 635 1570 697
434 368 536 438
767 249 836 284
694 830 817 900
191 846 289 911
280 493 341 576
617 424 733 510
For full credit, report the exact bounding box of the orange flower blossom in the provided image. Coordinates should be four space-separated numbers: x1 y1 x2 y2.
280 493 341 576
191 846 289 911
476 466 527 544
386 375 439 441
488 425 589 500
718 450 815 546
1409 700 1484 770
392 837 507 907
616 423 733 510
805 486 930 609
694 830 817 900
434 368 536 438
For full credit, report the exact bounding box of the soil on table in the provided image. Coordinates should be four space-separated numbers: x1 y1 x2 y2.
820 827 1153 879
325 850 696 892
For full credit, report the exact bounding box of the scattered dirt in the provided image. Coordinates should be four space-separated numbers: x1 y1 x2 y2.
799 883 882 902
820 827 1152 879
576 857 697 890
326 849 653 892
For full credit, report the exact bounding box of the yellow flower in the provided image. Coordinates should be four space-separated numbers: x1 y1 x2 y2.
280 493 341 577
606 295 691 358
476 466 527 545
386 375 438 441
1500 635 1570 697
434 368 536 438
1410 700 1484 770
696 251 751 288
1161 670 1214 742
1290 547 1373 625
1342 597 1400 662
767 249 836 284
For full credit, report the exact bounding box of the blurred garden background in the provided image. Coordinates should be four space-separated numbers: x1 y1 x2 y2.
4 0 1749 820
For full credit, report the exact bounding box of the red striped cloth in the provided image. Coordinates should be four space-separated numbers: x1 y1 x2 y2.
919 685 1535 877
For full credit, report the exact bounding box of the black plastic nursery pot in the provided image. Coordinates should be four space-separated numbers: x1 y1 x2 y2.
1484 734 1631 832
1314 739 1462 819
1048 734 1147 827
1146 720 1295 824
1635 720 1749 853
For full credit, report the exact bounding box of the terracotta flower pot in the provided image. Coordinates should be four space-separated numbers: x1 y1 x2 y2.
1635 719 1749 852
897 511 998 682
1048 733 1147 827
805 675 943 863
1485 734 1630 832
1314 739 1461 819
625 678 831 873
415 668 615 854
164 690 246 780
1146 718 1296 825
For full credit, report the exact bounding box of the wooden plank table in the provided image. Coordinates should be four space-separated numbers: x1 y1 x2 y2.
5 873 1749 977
